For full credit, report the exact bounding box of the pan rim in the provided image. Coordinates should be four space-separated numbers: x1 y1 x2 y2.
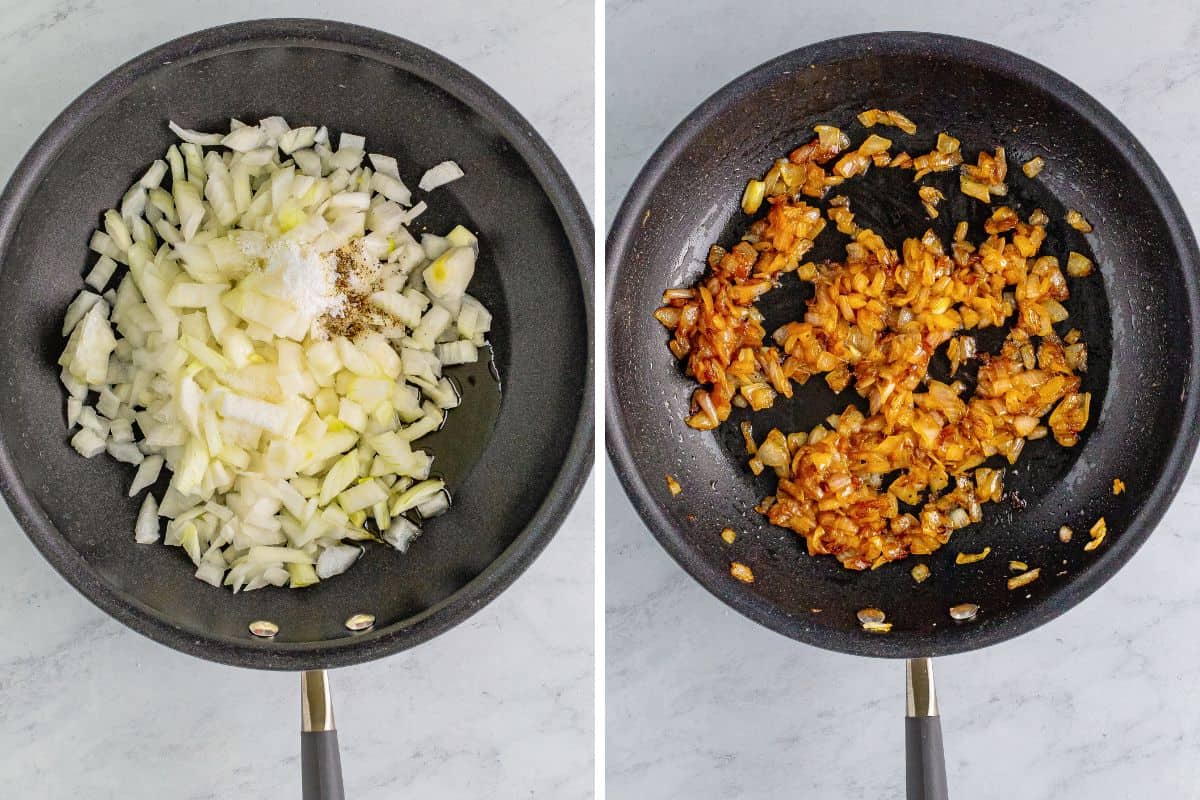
606 30 1200 658
0 17 594 670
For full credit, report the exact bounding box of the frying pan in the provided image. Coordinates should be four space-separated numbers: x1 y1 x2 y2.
607 32 1200 799
0 19 592 799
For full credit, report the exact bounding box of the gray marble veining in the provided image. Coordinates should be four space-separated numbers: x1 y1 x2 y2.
0 2 593 798
606 1 1200 798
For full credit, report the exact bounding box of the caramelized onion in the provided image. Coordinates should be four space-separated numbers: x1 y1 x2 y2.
657 115 1095 571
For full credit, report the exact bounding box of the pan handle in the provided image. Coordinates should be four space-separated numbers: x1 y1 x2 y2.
905 658 948 800
301 670 346 800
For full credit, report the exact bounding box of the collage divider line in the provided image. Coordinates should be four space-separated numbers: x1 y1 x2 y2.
592 0 607 797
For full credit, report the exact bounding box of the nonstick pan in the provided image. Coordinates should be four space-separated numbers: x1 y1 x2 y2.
0 19 592 799
607 32 1200 799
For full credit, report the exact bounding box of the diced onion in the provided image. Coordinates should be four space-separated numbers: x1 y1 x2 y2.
660 123 1094 572
316 544 362 579
107 441 144 465
168 121 223 146
135 494 160 543
436 340 477 366
390 479 445 515
71 427 106 457
416 490 450 519
128 455 164 497
59 118 492 592
383 516 421 552
418 161 465 192
221 125 266 152
62 291 102 336
368 153 400 177
85 256 119 292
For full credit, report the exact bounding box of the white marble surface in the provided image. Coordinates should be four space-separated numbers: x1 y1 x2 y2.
607 1 1200 798
0 2 593 799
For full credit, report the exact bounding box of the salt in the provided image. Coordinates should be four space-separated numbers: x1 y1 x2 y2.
263 239 345 323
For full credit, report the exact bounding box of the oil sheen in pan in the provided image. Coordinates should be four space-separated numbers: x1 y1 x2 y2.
420 345 504 492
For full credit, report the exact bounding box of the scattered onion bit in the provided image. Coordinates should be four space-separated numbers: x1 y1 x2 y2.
1066 251 1094 277
736 130 855 212
1022 156 1045 178
861 133 894 155
918 185 945 219
910 133 963 180
960 147 1008 202
857 108 918 135
1007 567 1041 590
742 179 766 215
1066 209 1093 233
857 109 885 127
1059 525 1074 543
1009 560 1028 572
862 621 893 633
960 175 992 203
1049 392 1091 448
720 527 737 544
1085 517 1107 551
911 563 931 583
956 546 991 565
665 475 682 496
740 420 757 455
1113 478 1126 496
833 134 893 179
730 561 755 583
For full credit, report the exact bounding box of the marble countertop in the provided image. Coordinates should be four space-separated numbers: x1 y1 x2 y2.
0 2 593 799
606 1 1200 798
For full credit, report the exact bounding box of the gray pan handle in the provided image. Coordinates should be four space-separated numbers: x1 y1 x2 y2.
302 730 345 799
905 658 948 800
302 670 346 800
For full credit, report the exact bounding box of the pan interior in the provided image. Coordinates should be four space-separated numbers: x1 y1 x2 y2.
0 30 589 666
608 35 1200 657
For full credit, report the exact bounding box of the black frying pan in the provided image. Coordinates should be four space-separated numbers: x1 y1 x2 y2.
0 19 592 799
607 32 1200 799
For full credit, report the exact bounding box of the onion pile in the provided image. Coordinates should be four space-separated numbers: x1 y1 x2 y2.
656 116 1095 570
59 116 490 592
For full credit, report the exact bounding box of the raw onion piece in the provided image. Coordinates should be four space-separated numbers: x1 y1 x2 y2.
316 544 362 579
59 117 491 592
135 494 160 543
418 160 465 192
383 516 420 552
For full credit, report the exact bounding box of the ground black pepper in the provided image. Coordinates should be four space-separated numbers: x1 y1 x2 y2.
319 240 401 339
